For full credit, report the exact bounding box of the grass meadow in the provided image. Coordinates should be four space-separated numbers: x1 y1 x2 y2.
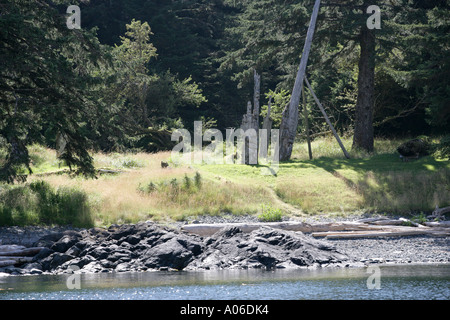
1 136 449 227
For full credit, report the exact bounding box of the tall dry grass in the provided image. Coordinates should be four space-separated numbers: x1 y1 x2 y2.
29 151 269 226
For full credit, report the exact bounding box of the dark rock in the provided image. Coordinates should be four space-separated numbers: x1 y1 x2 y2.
110 224 136 240
88 247 109 260
65 245 81 257
186 227 348 270
99 259 114 269
88 227 110 238
33 230 81 248
49 253 74 269
75 239 96 251
123 235 141 245
50 234 81 253
141 238 194 270
108 251 131 262
249 251 279 269
77 255 96 268
32 247 54 262
22 262 43 271
33 232 65 248
27 223 349 274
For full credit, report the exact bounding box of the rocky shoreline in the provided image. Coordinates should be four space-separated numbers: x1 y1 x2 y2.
0 217 449 276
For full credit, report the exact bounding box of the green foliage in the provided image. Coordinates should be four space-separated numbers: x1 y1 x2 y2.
194 171 202 189
0 181 93 227
258 204 283 222
434 135 450 160
260 90 291 128
0 0 101 182
1 0 448 183
411 212 428 225
183 174 192 190
139 172 203 197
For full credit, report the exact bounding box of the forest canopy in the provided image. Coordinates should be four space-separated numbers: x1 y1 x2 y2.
1 0 449 182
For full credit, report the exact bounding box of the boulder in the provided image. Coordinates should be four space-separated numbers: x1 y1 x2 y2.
32 247 54 262
51 234 81 253
141 238 196 270
49 253 74 270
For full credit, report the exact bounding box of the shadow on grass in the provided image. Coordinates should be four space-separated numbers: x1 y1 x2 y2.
281 154 450 214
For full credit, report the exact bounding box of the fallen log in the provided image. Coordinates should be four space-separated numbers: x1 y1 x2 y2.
181 221 313 237
423 221 450 228
313 229 431 239
181 221 399 237
356 217 389 223
181 219 449 238
313 226 450 239
428 206 450 220
307 222 388 232
0 256 33 265
0 247 45 257
367 218 423 227
0 245 27 253
0 260 17 268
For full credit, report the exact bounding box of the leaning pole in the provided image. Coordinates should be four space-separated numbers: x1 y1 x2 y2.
278 0 321 161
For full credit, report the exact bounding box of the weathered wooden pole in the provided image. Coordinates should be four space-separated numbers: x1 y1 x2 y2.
278 0 321 161
259 96 273 159
302 83 313 160
305 77 350 159
253 69 261 119
240 70 261 164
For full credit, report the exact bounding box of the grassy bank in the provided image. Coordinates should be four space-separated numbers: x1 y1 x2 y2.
1 137 449 227
194 136 450 216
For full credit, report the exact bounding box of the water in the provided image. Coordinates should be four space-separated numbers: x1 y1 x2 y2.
0 264 448 300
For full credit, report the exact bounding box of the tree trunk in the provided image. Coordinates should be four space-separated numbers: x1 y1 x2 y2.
352 24 375 152
278 0 321 161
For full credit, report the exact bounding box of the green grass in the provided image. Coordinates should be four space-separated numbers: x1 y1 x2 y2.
0 180 93 227
197 136 450 216
1 136 449 227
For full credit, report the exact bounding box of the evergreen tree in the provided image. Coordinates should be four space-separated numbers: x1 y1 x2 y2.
0 0 104 182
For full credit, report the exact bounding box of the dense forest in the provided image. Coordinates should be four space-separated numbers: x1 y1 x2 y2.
1 0 449 182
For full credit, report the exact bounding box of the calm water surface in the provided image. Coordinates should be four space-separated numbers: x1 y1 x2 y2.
0 264 448 300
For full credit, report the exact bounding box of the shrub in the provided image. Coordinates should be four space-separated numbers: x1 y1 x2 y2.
0 184 38 226
258 204 283 222
194 171 202 189
57 187 93 227
0 180 93 227
183 174 192 190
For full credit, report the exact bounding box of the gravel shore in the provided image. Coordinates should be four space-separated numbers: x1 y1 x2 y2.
1 214 449 269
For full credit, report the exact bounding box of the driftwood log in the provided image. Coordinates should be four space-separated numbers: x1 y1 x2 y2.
428 206 450 220
181 218 450 239
0 246 45 268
